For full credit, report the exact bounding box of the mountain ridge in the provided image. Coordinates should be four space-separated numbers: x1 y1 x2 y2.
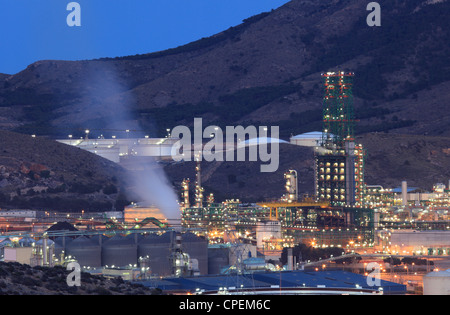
0 0 449 201
1 0 449 137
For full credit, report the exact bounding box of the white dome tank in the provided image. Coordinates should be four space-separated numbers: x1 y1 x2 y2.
423 269 450 295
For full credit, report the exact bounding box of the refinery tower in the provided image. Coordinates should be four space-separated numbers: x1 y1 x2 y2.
315 72 366 207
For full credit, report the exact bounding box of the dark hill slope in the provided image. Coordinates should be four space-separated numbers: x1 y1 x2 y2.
0 131 128 211
0 261 159 295
0 0 449 199
0 0 449 137
358 133 450 190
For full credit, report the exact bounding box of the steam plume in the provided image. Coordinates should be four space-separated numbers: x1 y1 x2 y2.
79 61 181 221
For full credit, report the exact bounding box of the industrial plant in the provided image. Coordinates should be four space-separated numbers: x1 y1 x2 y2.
1 72 449 295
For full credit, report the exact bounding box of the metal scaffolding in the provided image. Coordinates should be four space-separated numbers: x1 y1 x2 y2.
181 200 374 248
316 71 367 207
321 71 356 149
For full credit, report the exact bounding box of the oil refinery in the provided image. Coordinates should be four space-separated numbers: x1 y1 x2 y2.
1 72 449 295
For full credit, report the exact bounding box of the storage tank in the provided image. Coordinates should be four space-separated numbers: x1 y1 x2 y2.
53 236 72 256
423 269 450 295
402 181 408 207
137 231 208 276
19 237 35 247
138 233 172 276
125 233 145 244
66 236 101 268
181 232 208 275
102 235 138 268
243 257 268 271
89 234 110 248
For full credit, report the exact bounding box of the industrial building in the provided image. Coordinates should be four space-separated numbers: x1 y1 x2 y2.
208 243 257 275
139 270 406 295
423 269 450 295
0 226 208 278
180 72 375 252
385 230 450 256
314 72 366 207
123 204 166 224
181 198 375 251
56 136 180 166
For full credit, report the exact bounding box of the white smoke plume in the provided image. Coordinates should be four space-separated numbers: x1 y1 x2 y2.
80 61 181 221
127 159 181 222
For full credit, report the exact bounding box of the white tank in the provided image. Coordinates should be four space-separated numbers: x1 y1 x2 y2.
423 269 450 295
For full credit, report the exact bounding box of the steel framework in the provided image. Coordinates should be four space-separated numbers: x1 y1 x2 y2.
316 71 367 207
321 72 355 149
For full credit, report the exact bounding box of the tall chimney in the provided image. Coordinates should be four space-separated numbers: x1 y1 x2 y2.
287 248 293 271
402 181 408 207
43 237 48 266
181 179 190 209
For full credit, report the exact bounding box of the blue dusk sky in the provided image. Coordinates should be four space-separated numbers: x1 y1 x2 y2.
0 0 289 74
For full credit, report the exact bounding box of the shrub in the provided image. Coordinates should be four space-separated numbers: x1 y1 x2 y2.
94 287 112 295
103 184 118 195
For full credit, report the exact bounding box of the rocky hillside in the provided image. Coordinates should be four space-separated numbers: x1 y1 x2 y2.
0 0 449 138
0 0 449 200
0 130 129 212
0 261 160 295
359 133 450 190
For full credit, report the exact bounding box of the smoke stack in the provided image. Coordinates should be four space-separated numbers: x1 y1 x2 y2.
284 170 298 202
287 248 293 271
175 232 182 251
43 237 48 266
181 179 190 209
195 158 204 208
402 181 408 207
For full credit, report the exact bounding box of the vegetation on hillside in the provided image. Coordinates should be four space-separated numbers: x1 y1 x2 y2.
102 11 272 61
0 131 130 212
0 261 160 295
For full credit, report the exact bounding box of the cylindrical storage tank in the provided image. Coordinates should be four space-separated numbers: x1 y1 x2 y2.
125 233 145 244
138 232 173 277
402 181 408 206
19 237 35 247
66 236 101 268
182 232 208 275
54 236 72 250
243 257 267 271
423 269 450 295
102 235 138 268
208 246 230 275
90 234 109 246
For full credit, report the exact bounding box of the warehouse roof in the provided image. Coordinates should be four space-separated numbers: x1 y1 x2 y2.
138 270 406 295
